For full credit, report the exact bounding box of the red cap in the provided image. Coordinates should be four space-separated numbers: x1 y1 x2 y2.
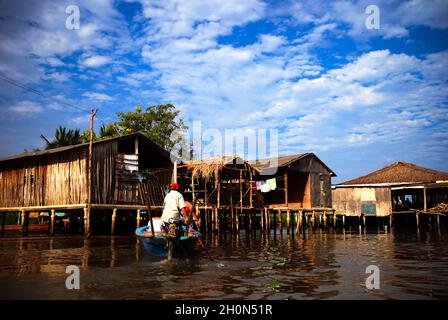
170 183 180 190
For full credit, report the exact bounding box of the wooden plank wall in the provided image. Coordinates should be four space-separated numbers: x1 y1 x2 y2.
92 140 117 204
0 148 88 207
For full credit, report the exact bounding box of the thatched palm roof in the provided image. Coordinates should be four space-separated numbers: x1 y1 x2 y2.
339 162 448 186
181 155 258 181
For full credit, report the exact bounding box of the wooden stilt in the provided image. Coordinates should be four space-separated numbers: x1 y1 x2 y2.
286 209 291 234
332 211 336 228
264 208 268 231
21 209 27 236
363 215 366 228
323 210 327 227
389 214 393 231
111 208 117 235
415 213 420 230
83 207 90 236
136 209 141 228
260 209 264 230
312 210 316 228
296 210 302 233
342 214 346 229
437 214 440 231
278 209 282 230
50 209 56 236
1 212 5 235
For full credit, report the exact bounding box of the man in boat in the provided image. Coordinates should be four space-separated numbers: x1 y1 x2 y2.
160 182 189 236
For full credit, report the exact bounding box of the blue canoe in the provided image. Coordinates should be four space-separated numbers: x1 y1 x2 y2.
135 226 200 258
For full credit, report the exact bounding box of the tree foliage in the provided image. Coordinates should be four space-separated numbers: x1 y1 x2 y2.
40 126 83 149
40 104 187 150
114 104 187 149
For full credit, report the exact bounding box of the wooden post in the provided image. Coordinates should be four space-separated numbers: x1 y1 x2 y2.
264 207 269 231
389 214 393 231
191 171 195 202
363 215 366 228
277 209 282 230
342 214 345 229
284 171 289 207
85 109 97 238
217 173 221 210
136 209 141 228
415 212 419 230
111 208 117 235
260 209 264 230
21 209 26 236
230 192 234 232
249 171 253 208
323 210 327 227
239 169 243 214
423 187 427 212
312 210 316 228
50 209 56 236
22 210 29 236
1 212 5 235
296 211 302 233
286 209 291 234
333 211 337 228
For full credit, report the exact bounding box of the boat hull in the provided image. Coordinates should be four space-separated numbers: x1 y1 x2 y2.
135 226 200 258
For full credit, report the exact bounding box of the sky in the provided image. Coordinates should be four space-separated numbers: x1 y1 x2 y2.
0 0 447 183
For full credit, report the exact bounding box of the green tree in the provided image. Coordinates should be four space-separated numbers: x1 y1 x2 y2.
99 123 119 139
114 104 188 149
40 126 83 149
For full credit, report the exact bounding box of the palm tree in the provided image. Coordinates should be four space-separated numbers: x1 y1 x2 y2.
99 123 119 139
41 126 83 149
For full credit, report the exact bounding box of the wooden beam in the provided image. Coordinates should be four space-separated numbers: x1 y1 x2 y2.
423 187 427 212
284 171 289 207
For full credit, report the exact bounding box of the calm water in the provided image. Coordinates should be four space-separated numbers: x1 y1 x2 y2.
1 229 448 299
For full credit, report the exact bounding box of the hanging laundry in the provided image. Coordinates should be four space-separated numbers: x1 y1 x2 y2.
256 181 263 190
267 178 277 191
260 181 270 193
251 181 257 190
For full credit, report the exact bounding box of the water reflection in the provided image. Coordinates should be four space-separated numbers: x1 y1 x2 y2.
0 229 447 299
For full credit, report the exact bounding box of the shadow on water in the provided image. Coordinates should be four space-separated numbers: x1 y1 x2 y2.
0 228 448 299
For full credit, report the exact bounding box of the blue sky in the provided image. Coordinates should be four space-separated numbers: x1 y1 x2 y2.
0 0 447 183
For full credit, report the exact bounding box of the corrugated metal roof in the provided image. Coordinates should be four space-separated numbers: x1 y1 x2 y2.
0 133 169 163
249 153 336 176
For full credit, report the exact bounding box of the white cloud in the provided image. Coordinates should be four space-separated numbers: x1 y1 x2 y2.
83 92 114 101
8 100 43 114
81 55 112 68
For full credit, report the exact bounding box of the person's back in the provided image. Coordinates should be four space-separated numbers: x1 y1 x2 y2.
161 187 186 223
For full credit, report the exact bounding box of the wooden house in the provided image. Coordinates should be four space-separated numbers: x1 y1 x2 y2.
0 133 172 235
332 162 448 217
249 153 336 209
